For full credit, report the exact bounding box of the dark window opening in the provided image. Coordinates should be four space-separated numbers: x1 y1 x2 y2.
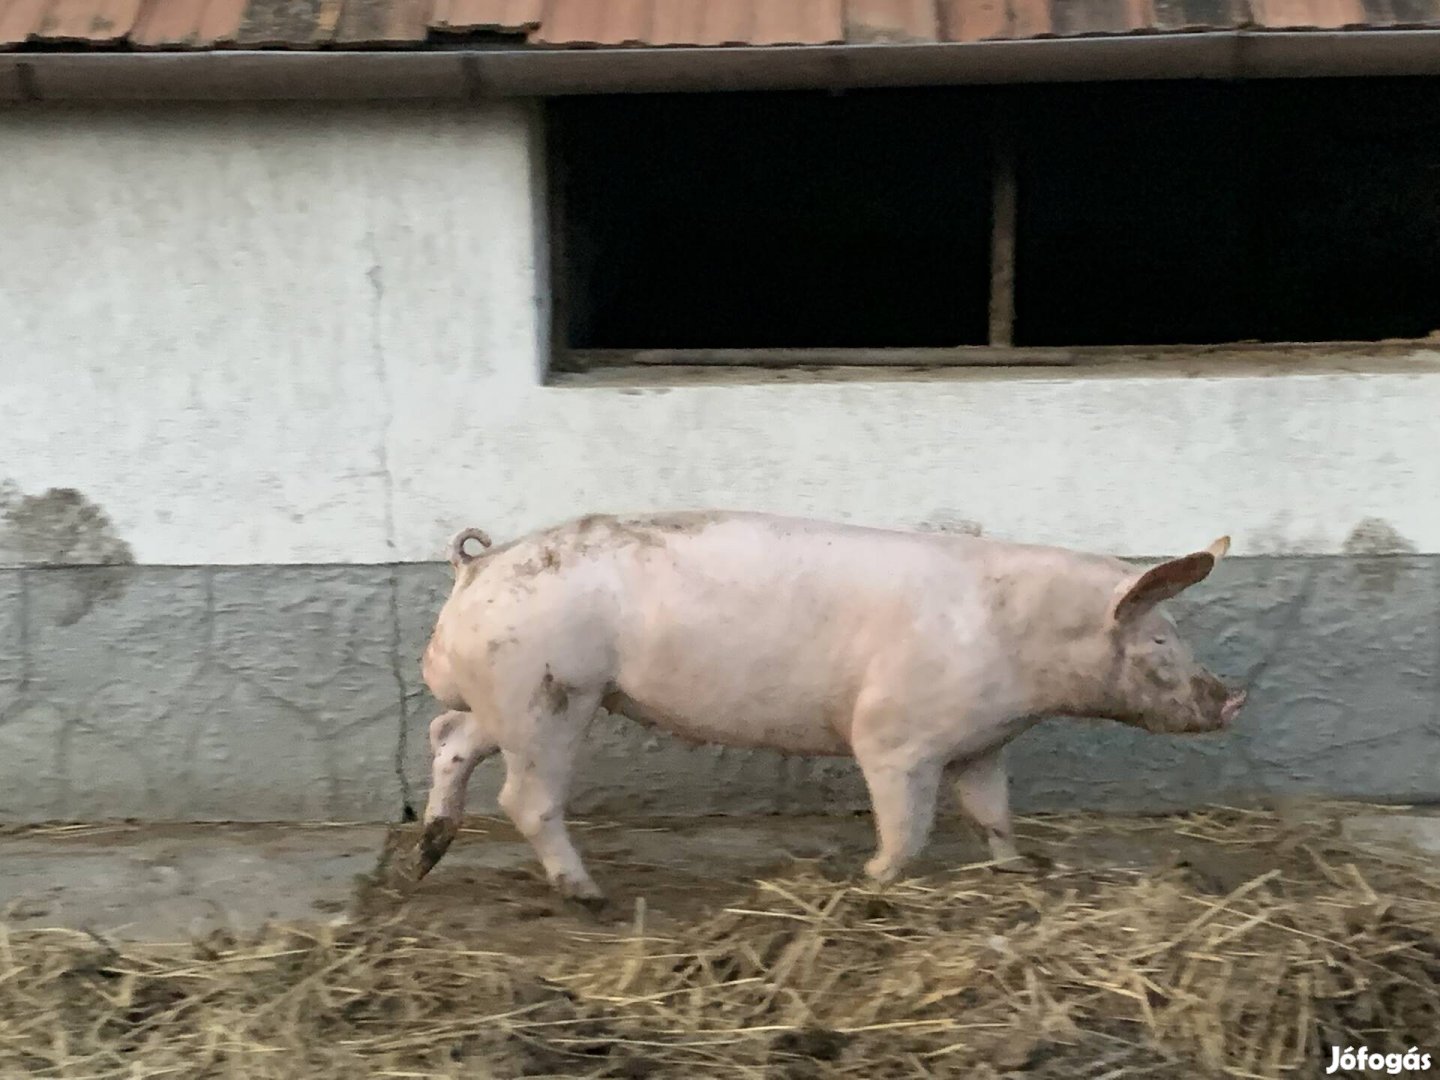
550 91 995 351
1013 79 1440 347
548 78 1440 365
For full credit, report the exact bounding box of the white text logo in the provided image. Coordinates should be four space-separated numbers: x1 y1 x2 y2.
1326 1046 1432 1075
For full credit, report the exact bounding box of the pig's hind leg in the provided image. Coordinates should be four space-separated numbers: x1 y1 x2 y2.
496 684 605 903
418 709 501 877
949 750 1052 872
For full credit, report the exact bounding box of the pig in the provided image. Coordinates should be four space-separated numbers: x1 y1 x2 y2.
416 512 1246 901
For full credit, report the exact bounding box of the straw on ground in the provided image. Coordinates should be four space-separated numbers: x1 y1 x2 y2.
1 805 1437 1078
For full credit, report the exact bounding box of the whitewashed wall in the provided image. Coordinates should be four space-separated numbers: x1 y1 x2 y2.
1 102 1438 566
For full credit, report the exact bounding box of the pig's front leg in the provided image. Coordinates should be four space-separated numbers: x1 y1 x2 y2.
852 698 947 883
950 749 1030 871
857 756 946 883
418 710 500 878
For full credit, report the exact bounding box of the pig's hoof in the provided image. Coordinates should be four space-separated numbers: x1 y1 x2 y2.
993 852 1052 874
416 817 458 880
552 874 605 905
567 893 610 916
992 858 1032 874
863 856 903 884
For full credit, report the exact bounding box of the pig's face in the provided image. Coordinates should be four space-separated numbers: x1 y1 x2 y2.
1099 538 1247 735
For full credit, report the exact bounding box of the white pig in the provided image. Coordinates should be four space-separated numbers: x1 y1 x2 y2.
416 512 1246 901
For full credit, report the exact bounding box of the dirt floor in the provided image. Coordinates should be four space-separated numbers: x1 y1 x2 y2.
1 804 1438 1078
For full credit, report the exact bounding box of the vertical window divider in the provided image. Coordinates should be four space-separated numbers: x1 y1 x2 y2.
988 131 1019 349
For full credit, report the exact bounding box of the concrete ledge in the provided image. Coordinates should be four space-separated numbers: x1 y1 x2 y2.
1 555 1438 822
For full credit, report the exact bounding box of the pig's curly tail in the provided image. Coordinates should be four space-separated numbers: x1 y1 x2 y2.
447 527 493 569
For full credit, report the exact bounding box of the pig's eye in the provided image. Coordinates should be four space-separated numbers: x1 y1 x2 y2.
1152 636 1168 646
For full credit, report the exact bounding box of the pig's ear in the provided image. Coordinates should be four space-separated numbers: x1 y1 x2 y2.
1204 535 1231 561
1109 549 1218 625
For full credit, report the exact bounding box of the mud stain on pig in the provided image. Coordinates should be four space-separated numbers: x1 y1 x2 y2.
501 513 724 604
570 511 723 556
533 668 571 713
632 511 725 536
0 483 135 626
487 635 518 657
430 711 463 745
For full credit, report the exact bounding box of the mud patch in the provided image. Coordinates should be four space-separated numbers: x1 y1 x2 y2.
915 514 983 537
1343 517 1417 556
1342 517 1418 592
0 483 135 626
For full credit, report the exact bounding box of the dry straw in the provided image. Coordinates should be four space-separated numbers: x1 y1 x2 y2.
1 805 1437 1078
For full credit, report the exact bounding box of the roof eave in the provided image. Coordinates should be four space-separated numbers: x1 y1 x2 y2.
6 33 1440 103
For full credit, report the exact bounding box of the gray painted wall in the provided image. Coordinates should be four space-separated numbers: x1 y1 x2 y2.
2 555 1435 822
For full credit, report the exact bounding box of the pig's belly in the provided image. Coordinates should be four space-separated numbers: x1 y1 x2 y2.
602 571 871 756
602 679 855 757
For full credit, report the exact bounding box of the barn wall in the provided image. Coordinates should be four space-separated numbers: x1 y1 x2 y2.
1 101 1438 821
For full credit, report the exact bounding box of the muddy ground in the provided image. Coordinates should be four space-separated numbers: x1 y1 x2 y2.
0 805 1437 1078
2 807 1379 946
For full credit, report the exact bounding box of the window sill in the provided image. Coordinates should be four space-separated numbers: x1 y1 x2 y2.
547 342 1440 388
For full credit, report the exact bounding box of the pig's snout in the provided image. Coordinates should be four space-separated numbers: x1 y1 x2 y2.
1194 681 1247 732
1176 674 1247 734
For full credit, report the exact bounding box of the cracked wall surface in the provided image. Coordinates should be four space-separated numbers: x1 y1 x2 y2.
0 556 1435 822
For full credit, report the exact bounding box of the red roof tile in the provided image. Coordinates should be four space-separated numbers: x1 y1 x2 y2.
751 0 843 44
5 0 1440 51
0 0 49 44
194 0 247 42
1146 0 1247 32
131 0 200 45
1048 0 1146 36
646 0 743 46
940 0 1005 40
431 0 535 33
846 0 940 42
39 0 143 40
532 0 649 44
657 0 761 44
230 0 336 46
942 0 1053 39
335 0 429 42
1252 0 1363 26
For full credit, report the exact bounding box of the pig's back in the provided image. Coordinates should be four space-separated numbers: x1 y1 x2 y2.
616 511 976 599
